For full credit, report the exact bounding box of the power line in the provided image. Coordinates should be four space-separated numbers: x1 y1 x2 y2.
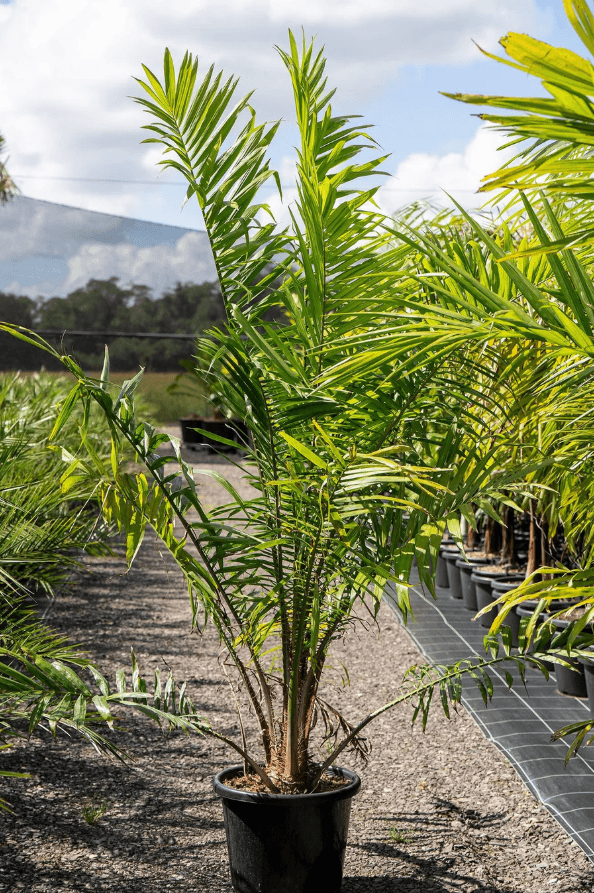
14 175 186 185
36 329 197 341
13 173 480 193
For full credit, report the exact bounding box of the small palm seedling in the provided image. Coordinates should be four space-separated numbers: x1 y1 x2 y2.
82 796 111 825
388 825 414 845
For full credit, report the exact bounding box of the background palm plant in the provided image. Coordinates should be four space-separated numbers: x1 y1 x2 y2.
442 0 594 253
315 0 594 755
0 373 220 810
0 372 116 597
0 593 219 811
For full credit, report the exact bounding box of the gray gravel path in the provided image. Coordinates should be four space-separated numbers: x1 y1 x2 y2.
1 450 593 892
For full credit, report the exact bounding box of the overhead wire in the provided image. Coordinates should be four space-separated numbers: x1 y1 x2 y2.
12 173 480 193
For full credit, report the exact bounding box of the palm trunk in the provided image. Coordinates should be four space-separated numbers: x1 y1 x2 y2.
501 506 515 565
282 653 310 789
526 501 541 577
540 519 549 567
484 516 502 556
467 510 479 549
540 518 550 581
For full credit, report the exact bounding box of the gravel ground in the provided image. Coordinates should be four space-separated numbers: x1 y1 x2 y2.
1 449 593 892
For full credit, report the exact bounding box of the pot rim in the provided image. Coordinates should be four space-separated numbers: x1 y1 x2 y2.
455 557 497 569
516 605 548 618
546 615 594 630
470 570 502 588
212 765 361 804
490 576 526 591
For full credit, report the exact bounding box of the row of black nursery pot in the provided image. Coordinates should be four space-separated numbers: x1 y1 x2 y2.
437 543 594 711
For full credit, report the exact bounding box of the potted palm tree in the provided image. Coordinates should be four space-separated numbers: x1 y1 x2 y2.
2 35 556 893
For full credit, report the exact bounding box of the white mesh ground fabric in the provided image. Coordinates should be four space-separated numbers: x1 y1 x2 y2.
386 577 594 863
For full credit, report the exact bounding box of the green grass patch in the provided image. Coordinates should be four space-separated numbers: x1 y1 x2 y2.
18 370 210 424
103 371 210 424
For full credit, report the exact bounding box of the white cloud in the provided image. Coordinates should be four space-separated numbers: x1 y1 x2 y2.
0 0 541 221
62 231 216 295
5 279 56 301
269 0 530 23
0 197 125 263
265 128 514 227
262 155 298 230
378 125 514 215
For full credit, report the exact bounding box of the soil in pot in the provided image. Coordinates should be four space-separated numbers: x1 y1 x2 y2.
556 605 592 621
472 564 526 576
213 765 361 893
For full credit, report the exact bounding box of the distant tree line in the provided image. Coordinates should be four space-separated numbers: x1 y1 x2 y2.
0 277 225 371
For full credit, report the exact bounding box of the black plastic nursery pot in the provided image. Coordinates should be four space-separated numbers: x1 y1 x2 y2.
458 557 497 611
579 656 594 715
515 602 554 672
485 575 525 640
179 417 248 451
444 550 492 601
436 550 451 588
472 572 521 630
436 545 458 588
443 549 464 598
213 765 361 893
548 615 589 699
555 659 587 699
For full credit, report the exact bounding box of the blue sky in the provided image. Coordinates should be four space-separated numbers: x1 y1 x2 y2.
365 7 582 160
0 0 587 297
